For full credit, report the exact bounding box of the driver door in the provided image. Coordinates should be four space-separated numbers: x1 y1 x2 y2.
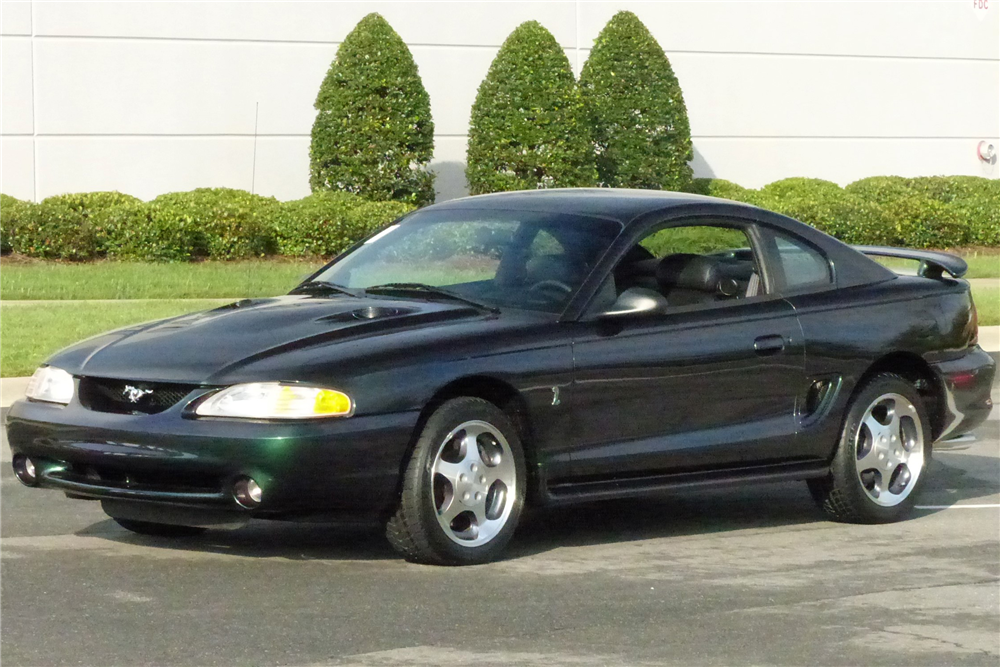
564 218 805 478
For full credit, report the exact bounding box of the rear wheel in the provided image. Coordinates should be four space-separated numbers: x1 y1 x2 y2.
112 518 207 538
386 397 526 565
809 373 930 523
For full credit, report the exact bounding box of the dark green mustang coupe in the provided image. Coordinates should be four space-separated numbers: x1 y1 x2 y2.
6 189 994 564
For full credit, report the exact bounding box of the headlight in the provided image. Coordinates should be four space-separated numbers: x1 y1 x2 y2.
194 383 354 419
25 366 75 405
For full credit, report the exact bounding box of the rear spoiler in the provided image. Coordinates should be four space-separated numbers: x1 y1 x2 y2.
853 246 968 279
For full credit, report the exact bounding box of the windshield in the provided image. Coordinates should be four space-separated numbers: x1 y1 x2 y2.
311 208 622 313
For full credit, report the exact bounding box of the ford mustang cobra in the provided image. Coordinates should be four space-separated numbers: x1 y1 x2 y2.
6 189 994 565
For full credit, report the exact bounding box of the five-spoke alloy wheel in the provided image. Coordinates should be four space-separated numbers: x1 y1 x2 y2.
386 397 526 565
431 420 517 547
810 373 931 523
853 392 925 506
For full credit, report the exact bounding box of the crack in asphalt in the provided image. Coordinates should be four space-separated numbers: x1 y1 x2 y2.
877 626 999 658
716 576 1000 617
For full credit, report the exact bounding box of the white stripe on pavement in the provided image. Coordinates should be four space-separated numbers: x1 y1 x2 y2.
915 504 1000 509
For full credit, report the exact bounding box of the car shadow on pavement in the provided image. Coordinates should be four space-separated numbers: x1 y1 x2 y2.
507 481 828 559
77 517 400 561
76 454 999 563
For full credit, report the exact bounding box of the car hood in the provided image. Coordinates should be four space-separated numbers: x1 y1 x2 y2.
48 295 486 384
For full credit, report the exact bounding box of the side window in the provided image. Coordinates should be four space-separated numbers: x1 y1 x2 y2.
640 225 747 259
595 222 762 314
772 232 832 292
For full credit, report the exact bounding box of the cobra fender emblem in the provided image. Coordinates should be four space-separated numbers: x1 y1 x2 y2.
123 385 153 403
551 386 561 406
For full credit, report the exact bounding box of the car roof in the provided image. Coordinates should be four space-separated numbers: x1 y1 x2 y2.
428 188 753 224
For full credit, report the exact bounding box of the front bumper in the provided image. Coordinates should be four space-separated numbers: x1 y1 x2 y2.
5 395 420 520
930 345 995 440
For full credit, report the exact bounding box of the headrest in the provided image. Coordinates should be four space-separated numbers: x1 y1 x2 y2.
525 254 584 284
656 254 722 292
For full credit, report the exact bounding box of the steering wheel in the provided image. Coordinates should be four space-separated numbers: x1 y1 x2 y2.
525 279 573 305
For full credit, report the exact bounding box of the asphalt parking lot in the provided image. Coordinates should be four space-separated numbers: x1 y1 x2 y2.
2 396 998 666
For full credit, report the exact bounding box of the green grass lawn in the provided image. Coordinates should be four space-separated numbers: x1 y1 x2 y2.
0 259 322 300
974 286 999 328
962 252 1000 279
1 300 227 377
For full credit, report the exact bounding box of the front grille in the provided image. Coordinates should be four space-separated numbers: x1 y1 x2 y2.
78 377 200 415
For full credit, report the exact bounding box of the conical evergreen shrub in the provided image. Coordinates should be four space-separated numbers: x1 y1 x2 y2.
310 13 435 206
466 21 596 194
580 11 693 191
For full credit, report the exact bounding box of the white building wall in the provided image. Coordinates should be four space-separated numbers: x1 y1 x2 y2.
1 0 997 203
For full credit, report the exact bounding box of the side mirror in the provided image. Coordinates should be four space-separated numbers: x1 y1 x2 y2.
598 288 668 319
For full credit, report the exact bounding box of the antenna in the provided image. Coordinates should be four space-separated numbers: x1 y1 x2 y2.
251 102 259 194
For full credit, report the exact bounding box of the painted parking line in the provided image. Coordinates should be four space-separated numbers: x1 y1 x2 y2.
915 504 1000 509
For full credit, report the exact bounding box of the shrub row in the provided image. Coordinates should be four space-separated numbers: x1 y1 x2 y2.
1 175 994 261
1 188 412 262
689 175 999 249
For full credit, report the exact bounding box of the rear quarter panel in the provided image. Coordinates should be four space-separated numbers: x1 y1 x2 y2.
785 275 976 458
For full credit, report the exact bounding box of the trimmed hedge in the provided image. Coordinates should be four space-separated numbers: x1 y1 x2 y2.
952 192 1000 247
843 175 998 248
97 189 278 261
696 174 998 249
1 175 995 262
754 188 895 246
149 188 279 260
580 11 693 191
273 191 413 258
2 188 409 262
687 178 756 203
310 14 435 207
844 176 915 204
905 175 999 204
879 196 966 249
0 194 33 254
98 202 200 262
103 188 411 261
466 21 597 194
8 192 141 260
759 177 843 201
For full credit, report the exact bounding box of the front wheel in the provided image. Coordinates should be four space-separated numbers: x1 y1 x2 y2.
809 373 930 523
112 518 207 538
386 397 526 565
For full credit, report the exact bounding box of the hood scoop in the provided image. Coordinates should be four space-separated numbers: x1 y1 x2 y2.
317 306 416 324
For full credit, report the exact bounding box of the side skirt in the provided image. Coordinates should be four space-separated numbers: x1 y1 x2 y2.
540 460 830 506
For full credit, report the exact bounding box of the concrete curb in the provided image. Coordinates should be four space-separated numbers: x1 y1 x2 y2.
1 327 998 408
979 326 1000 354
1 298 233 306
1 377 31 408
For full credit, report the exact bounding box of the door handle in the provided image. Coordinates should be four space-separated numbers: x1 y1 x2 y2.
754 334 785 356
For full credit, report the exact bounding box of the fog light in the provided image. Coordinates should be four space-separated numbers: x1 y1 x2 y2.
13 455 38 486
233 476 262 509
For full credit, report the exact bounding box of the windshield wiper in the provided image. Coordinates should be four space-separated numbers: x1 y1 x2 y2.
363 283 499 313
289 280 359 297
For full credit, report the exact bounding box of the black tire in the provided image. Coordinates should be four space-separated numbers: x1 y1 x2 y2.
113 518 207 538
386 397 526 565
808 372 931 523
